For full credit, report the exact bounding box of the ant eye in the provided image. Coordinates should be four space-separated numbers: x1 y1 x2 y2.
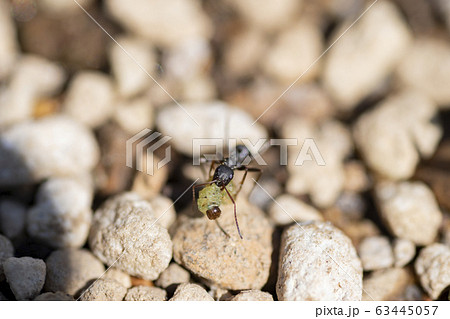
206 207 221 220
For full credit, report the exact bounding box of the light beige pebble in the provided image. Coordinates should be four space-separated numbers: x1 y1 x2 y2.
268 194 322 226
155 263 190 289
226 0 303 33
131 160 169 200
45 248 105 296
34 292 74 301
3 257 46 300
375 181 442 245
262 20 323 84
180 75 217 102
109 36 156 98
63 71 115 128
124 286 167 301
343 161 371 193
358 236 394 271
37 0 94 14
0 0 19 80
393 238 416 268
0 234 14 280
415 243 450 300
157 101 268 156
0 115 100 187
362 268 411 301
27 177 93 248
105 0 212 48
276 222 363 301
113 96 154 135
230 290 273 301
354 91 442 180
0 199 27 239
148 195 177 230
79 278 127 301
397 38 450 107
282 118 353 208
0 55 65 128
89 192 172 281
323 1 412 109
104 268 132 289
169 283 214 301
173 198 273 290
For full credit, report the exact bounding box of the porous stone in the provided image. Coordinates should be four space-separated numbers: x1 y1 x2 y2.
282 118 353 208
268 194 323 226
131 159 169 200
276 222 363 301
354 91 442 180
63 71 115 128
156 101 268 156
155 263 191 289
34 292 74 301
375 181 442 245
415 243 450 300
169 283 214 301
0 199 27 239
358 236 394 271
89 193 172 281
27 177 93 248
0 0 19 80
0 234 14 280
323 1 412 109
0 115 100 187
3 257 46 300
45 248 105 296
393 238 416 268
173 198 272 290
230 290 274 301
362 268 411 301
397 38 450 107
124 286 167 301
79 278 127 301
105 0 212 48
104 268 132 289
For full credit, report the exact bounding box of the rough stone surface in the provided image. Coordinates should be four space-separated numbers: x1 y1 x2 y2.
45 248 105 296
230 290 274 301
34 292 74 301
79 278 127 301
268 194 323 226
415 243 450 300
3 257 46 300
358 236 394 271
156 101 268 156
282 118 353 208
103 268 132 289
276 222 363 301
397 38 450 107
323 1 412 109
0 115 100 187
27 177 93 248
393 238 416 268
106 0 212 48
169 283 214 301
0 234 14 280
375 181 442 245
0 199 27 239
362 268 411 301
63 71 115 128
89 192 172 281
173 198 272 290
354 91 442 180
155 262 190 289
124 286 167 301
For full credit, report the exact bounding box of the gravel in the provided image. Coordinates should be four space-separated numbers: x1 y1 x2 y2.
3 257 46 300
169 283 214 301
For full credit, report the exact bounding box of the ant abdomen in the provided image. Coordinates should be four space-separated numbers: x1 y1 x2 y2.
206 206 221 220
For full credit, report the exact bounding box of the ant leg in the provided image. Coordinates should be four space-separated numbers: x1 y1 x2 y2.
235 167 262 197
191 181 217 213
215 220 230 238
224 186 243 239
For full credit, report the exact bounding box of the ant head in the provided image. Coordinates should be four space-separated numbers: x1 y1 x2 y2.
213 164 234 187
206 206 221 220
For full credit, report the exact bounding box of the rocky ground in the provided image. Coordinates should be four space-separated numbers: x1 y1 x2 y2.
0 0 449 301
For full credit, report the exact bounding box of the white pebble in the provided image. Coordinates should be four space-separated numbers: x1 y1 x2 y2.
3 257 46 300
27 177 93 248
169 283 214 301
230 290 273 301
393 238 416 268
103 268 132 289
375 181 442 245
354 91 442 180
155 263 190 289
63 71 115 128
362 268 410 301
0 199 27 239
124 286 167 301
113 96 154 135
268 194 322 226
358 236 394 271
277 222 363 300
79 278 127 301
